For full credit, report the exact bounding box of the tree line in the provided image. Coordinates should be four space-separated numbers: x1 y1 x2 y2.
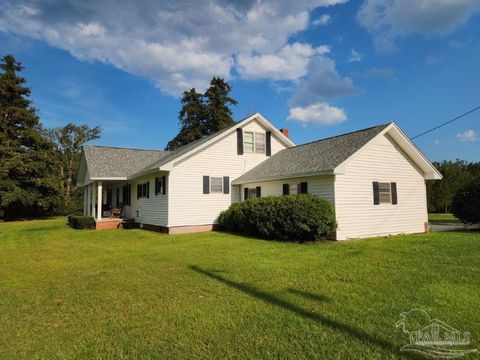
0 54 237 219
427 160 480 213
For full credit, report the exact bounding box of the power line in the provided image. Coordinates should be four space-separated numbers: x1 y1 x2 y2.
410 105 480 140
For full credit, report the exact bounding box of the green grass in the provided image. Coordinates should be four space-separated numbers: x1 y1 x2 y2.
0 218 479 359
428 213 461 224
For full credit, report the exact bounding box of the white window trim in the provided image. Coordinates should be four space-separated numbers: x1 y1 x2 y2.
244 131 265 154
210 176 223 193
378 182 392 204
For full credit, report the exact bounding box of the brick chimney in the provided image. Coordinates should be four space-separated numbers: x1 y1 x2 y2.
280 128 289 137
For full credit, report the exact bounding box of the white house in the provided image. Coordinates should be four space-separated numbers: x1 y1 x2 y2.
77 113 442 240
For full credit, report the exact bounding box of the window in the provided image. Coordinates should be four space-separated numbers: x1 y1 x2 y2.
248 188 257 198
244 186 261 199
378 182 391 204
255 133 265 153
243 131 265 153
137 182 149 199
283 182 308 195
210 177 223 193
244 132 254 153
290 184 298 195
155 176 166 195
122 184 131 205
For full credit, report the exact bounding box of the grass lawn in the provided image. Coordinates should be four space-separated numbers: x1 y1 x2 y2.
0 218 479 359
428 213 461 224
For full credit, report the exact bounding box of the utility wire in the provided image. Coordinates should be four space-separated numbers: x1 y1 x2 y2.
410 105 480 140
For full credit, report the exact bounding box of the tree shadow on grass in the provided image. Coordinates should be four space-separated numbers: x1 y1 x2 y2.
287 288 330 303
189 265 415 359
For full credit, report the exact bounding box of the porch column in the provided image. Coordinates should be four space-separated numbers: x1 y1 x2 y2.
87 184 92 216
97 181 103 221
83 187 87 215
91 182 96 219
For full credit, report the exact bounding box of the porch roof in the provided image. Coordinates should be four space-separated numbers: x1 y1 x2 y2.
83 146 170 179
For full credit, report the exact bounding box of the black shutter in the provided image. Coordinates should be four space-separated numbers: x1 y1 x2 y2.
223 176 230 194
137 184 140 199
283 184 289 195
162 175 167 195
244 187 249 200
237 128 243 155
373 182 380 205
155 177 159 195
256 186 261 198
128 184 131 205
266 131 271 156
300 182 308 194
146 181 150 198
203 176 210 194
391 182 397 205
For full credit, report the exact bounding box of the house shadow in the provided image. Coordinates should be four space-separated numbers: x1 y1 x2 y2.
189 265 415 359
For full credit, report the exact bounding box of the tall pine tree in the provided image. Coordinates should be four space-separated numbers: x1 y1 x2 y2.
204 76 237 135
165 77 237 151
165 88 205 150
0 54 59 218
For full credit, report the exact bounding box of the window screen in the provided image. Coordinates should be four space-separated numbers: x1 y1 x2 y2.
244 132 254 153
210 177 223 193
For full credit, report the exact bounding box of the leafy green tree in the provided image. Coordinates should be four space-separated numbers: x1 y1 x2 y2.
0 54 59 218
166 77 237 150
427 160 479 213
451 177 480 224
48 123 101 211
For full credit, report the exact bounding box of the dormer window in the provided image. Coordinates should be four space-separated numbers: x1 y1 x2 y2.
244 131 265 153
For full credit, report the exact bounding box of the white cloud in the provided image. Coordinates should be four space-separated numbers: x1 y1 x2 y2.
0 0 348 96
236 43 330 81
312 14 331 26
348 49 363 62
288 102 347 125
456 129 477 142
357 0 480 51
433 139 440 144
289 56 361 107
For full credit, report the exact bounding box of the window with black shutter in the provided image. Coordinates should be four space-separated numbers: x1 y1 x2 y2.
137 182 150 199
223 176 230 194
266 131 271 156
123 184 131 205
237 128 243 155
373 181 396 205
283 184 289 195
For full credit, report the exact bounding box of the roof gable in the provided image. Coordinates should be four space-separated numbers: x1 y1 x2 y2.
133 112 295 176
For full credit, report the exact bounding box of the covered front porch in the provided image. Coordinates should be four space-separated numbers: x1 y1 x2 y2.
83 180 131 228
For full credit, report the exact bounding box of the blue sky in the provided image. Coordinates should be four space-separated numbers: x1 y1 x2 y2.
1 0 479 161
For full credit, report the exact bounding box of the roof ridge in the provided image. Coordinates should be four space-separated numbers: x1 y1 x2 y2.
84 145 169 152
289 122 392 150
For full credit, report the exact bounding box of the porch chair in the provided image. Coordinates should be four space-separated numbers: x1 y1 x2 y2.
109 202 123 218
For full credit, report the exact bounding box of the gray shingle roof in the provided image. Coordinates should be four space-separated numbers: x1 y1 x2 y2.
83 146 170 178
232 123 391 184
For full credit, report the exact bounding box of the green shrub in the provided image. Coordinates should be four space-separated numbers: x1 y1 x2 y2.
68 215 95 229
218 194 336 242
451 177 480 224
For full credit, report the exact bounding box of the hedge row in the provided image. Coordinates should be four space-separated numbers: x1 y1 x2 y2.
68 215 95 229
218 194 336 242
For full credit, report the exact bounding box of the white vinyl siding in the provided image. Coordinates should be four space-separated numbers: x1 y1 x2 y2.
240 176 335 203
168 119 289 227
123 173 169 227
335 133 427 240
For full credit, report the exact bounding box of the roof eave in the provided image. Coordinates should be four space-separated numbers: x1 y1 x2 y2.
232 170 335 185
